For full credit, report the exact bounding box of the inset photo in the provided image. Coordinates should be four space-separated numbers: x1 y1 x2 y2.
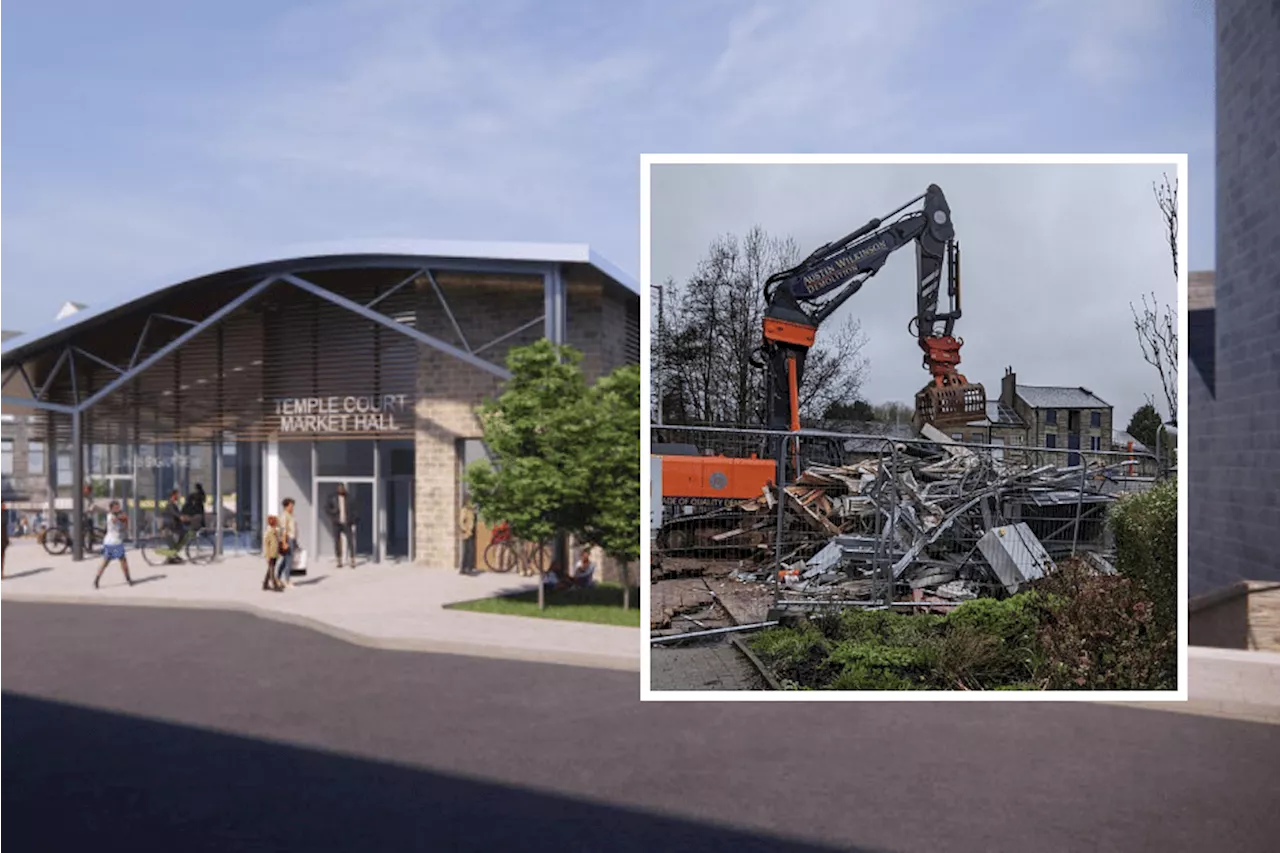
643 154 1187 699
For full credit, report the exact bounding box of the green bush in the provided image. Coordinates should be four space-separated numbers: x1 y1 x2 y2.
824 641 932 690
750 562 1174 691
946 594 1043 645
815 608 945 645
1109 477 1177 634
750 627 832 685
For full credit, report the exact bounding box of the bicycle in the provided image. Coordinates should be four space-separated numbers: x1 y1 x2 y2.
41 523 104 557
139 526 216 567
483 524 550 576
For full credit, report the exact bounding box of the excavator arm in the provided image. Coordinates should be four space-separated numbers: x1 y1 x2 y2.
755 184 986 433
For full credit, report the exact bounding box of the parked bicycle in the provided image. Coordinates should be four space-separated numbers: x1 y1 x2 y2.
139 526 216 567
41 522 105 557
483 523 550 576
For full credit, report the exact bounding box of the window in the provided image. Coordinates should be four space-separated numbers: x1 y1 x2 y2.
57 452 72 485
29 440 45 474
951 433 963 442
1045 433 1057 449
1090 411 1102 428
1044 409 1057 425
1 439 12 476
1090 436 1101 451
971 433 984 443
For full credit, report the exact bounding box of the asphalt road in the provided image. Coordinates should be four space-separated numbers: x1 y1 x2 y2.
4 602 1279 853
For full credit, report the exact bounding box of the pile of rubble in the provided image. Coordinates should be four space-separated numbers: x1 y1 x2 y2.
718 426 1126 602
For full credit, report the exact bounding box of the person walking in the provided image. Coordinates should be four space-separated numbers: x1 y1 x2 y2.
458 500 478 575
94 500 134 589
277 498 299 588
262 515 283 592
325 484 357 568
2 502 10 580
184 484 208 531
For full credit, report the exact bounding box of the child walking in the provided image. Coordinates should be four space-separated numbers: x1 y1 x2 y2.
262 515 283 592
94 501 133 589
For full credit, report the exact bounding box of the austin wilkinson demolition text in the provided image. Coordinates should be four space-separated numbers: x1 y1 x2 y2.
275 395 409 433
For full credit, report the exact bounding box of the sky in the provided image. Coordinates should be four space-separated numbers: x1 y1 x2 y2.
3 0 1213 345
650 162 1180 423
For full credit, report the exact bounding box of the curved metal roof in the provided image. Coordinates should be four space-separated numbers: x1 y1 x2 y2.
1 238 637 362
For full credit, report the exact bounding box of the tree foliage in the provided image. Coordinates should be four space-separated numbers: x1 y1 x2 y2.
823 399 876 422
465 341 590 548
575 364 641 565
465 341 640 606
654 226 869 426
1125 402 1163 451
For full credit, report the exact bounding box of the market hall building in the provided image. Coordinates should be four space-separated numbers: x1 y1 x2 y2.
1 241 640 568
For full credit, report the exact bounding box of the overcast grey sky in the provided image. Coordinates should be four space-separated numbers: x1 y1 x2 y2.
650 163 1182 425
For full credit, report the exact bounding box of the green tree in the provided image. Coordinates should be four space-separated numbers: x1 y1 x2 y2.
1126 402 1163 450
465 341 640 611
576 363 641 608
465 340 592 610
823 399 876 422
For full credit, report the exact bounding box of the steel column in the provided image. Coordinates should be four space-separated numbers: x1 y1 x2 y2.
72 410 84 561
213 436 223 558
544 265 566 344
46 412 58 536
373 438 382 564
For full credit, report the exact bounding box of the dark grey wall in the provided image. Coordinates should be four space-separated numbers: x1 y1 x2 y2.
1196 0 1280 595
1188 334 1220 596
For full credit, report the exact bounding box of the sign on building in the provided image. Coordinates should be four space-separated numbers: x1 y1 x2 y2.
272 395 412 435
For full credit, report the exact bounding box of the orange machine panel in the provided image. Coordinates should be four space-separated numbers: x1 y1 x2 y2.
660 455 777 502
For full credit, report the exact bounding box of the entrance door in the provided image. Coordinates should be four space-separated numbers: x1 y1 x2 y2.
313 478 376 566
382 477 414 561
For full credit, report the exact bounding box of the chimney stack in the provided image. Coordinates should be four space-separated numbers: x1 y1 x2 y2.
1001 366 1017 407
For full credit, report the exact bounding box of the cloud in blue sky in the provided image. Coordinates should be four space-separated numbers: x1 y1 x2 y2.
2 0 1213 333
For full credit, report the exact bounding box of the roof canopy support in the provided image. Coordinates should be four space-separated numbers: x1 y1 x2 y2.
79 276 280 413
72 346 126 375
364 268 423 310
37 349 71 401
280 273 511 380
422 269 472 353
152 313 199 327
473 315 546 356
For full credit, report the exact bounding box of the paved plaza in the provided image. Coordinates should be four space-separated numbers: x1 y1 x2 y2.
0 538 640 671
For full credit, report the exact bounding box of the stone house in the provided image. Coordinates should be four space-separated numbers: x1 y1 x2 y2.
959 367 1113 467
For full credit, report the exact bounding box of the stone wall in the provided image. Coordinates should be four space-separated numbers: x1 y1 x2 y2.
412 267 640 570
414 272 544 568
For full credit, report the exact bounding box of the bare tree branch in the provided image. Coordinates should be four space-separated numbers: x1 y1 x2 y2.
1131 173 1180 424
1153 173 1178 282
653 226 866 427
